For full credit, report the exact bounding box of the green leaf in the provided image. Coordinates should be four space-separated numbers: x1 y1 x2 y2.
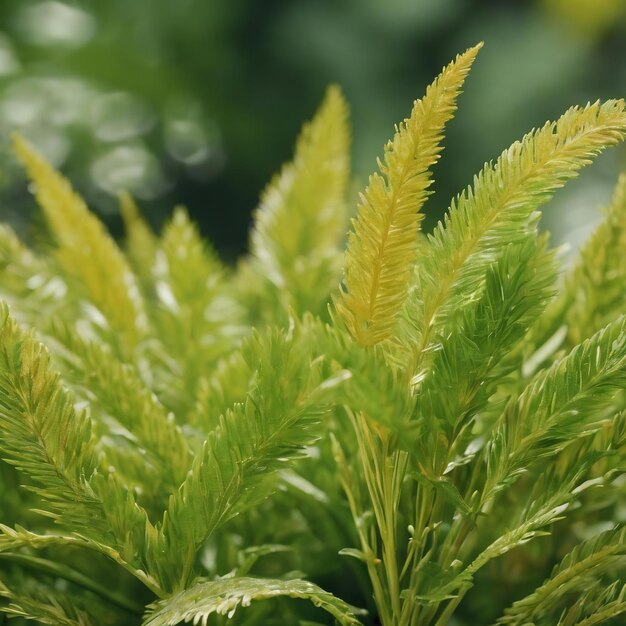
247 85 351 320
403 99 626 378
142 577 365 626
337 44 481 346
153 327 343 591
484 315 626 502
12 134 146 356
496 525 626 625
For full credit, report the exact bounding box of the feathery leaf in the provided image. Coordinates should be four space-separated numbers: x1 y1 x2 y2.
12 135 147 354
143 577 364 626
403 99 626 377
337 43 481 346
249 85 350 318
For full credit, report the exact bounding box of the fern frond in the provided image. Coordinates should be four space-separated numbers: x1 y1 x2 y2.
47 323 191 502
153 327 346 591
0 305 161 591
414 237 556 453
336 43 481 346
0 577 96 626
0 224 74 326
119 190 158 284
530 172 626 363
484 314 626 502
556 581 626 626
12 135 146 354
0 303 104 534
403 99 626 377
187 350 252 434
143 577 364 626
249 85 350 317
151 207 242 417
496 525 626 625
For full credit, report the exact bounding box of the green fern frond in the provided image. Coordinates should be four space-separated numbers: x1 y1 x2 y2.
143 577 364 626
556 581 626 626
47 324 191 502
530 172 626 364
153 327 347 591
0 304 162 593
151 207 242 417
0 224 74 326
0 304 104 533
187 350 252 434
248 85 350 318
0 578 95 626
496 525 626 625
12 135 147 354
413 237 557 456
484 314 626 503
336 43 481 346
119 191 158 284
403 99 626 377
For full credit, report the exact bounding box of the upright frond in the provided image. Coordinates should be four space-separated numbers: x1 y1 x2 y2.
530 171 626 360
119 191 158 284
337 43 482 346
413 238 556 460
151 207 242 417
248 85 351 318
153 328 346 591
403 99 626 376
12 135 146 354
0 305 158 586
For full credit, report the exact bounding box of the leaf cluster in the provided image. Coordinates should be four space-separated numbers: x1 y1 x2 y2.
0 45 625 626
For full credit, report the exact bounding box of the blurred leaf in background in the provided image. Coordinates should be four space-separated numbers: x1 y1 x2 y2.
0 0 624 258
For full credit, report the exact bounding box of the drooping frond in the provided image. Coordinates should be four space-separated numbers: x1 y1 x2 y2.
248 85 350 318
12 135 146 354
403 99 626 376
496 525 626 625
151 207 242 417
153 327 347 591
119 190 158 284
143 577 364 626
337 44 482 346
484 314 626 502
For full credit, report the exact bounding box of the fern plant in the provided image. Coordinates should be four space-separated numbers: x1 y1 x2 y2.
0 43 625 626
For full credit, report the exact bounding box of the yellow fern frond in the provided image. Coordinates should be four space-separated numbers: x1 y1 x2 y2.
119 191 157 282
249 84 350 316
336 43 482 346
12 135 146 353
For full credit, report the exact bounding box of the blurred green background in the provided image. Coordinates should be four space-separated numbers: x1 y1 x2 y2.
0 0 625 260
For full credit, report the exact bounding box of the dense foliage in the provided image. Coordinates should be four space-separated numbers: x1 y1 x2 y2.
0 44 625 626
